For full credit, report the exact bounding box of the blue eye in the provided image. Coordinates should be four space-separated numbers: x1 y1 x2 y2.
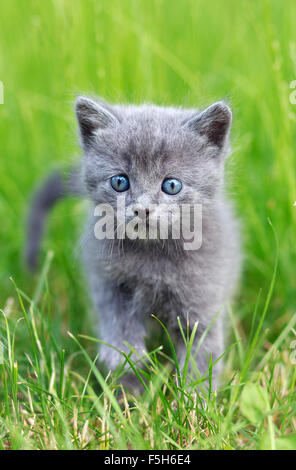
162 178 182 195
111 175 130 192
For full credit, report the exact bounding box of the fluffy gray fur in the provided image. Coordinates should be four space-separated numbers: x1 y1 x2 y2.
75 97 240 387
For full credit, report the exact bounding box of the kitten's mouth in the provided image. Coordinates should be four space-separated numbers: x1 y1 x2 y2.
134 219 150 229
123 213 162 241
128 209 152 233
131 220 151 235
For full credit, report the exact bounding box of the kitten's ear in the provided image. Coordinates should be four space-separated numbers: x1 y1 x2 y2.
183 101 232 149
75 96 119 148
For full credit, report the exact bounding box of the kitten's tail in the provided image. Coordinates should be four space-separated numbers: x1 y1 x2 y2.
26 166 83 270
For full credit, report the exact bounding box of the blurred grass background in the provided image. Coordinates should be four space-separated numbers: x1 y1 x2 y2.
0 0 296 345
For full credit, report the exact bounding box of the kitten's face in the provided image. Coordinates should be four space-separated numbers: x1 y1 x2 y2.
76 98 232 240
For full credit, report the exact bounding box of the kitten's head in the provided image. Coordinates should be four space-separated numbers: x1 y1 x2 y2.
75 97 232 241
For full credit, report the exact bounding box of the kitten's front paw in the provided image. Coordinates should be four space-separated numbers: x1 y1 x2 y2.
118 372 145 396
99 342 147 371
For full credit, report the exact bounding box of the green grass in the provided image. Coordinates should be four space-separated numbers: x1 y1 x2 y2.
0 0 296 450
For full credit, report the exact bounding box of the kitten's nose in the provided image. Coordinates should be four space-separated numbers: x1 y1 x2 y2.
134 208 150 220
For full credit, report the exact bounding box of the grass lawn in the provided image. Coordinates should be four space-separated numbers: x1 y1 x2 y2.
0 0 296 450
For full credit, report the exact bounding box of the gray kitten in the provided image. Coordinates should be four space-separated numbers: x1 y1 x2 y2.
27 97 240 390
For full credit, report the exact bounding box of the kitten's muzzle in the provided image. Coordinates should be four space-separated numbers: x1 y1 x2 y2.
134 208 150 221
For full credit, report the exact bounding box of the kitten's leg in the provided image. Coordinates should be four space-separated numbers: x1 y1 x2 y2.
91 279 147 388
173 317 224 391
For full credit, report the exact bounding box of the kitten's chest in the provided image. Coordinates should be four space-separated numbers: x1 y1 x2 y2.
108 251 186 312
103 250 179 287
